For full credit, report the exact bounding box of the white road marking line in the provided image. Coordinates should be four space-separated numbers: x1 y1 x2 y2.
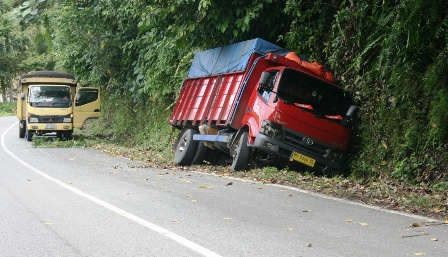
1 121 222 257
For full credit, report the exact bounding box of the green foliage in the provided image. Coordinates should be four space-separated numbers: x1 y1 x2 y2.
0 102 15 116
428 88 448 143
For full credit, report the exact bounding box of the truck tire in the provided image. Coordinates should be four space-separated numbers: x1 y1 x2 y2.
231 132 250 171
175 128 199 166
62 130 73 141
26 127 33 142
190 142 208 165
19 121 26 138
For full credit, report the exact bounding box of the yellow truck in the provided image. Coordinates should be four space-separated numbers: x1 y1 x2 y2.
16 71 101 141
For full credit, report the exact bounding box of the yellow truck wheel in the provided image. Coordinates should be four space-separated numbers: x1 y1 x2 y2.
26 127 33 142
19 121 26 138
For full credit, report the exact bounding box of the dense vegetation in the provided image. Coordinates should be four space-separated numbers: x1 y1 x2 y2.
1 0 447 186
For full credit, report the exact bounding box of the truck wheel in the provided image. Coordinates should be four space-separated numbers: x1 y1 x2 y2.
174 128 199 166
231 132 250 171
190 142 208 165
19 121 26 138
62 130 73 141
26 127 33 142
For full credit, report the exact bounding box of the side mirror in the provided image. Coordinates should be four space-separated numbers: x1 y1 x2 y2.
259 71 271 86
345 105 359 118
341 105 359 127
21 93 25 101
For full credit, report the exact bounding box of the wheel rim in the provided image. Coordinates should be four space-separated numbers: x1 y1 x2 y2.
178 136 188 152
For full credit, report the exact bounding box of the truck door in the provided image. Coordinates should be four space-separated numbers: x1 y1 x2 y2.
73 87 101 128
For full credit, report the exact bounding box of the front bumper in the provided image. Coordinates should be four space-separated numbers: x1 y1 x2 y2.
27 123 73 131
252 132 343 171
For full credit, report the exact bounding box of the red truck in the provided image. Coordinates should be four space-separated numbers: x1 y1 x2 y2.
169 38 357 172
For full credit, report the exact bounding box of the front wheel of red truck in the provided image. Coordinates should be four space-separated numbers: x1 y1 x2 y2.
174 128 199 166
231 132 250 171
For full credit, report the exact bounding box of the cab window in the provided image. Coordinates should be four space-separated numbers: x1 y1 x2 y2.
75 89 98 106
257 70 278 102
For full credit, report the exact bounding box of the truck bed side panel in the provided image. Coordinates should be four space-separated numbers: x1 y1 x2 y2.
169 72 245 127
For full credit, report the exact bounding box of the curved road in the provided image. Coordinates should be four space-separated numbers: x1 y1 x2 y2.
1 116 447 256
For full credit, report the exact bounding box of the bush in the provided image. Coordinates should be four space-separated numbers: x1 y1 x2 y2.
0 102 16 116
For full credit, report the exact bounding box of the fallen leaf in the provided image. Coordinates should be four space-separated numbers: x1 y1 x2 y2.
413 252 426 256
346 219 353 222
223 217 232 220
431 238 438 241
359 222 369 226
199 185 213 189
44 222 53 225
226 182 233 186
67 182 73 184
287 227 294 231
307 244 313 248
191 200 198 203
412 222 420 227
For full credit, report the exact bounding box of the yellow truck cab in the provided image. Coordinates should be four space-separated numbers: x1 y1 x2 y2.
16 71 100 141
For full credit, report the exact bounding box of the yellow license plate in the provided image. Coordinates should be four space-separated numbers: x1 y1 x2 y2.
291 151 316 167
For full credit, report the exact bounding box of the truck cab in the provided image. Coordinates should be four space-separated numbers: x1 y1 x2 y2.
246 65 355 171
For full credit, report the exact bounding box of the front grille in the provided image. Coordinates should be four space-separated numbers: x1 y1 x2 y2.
283 129 329 157
40 116 64 123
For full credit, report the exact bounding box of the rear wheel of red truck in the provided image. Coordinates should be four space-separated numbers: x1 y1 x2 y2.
231 132 250 171
191 142 208 165
175 128 199 166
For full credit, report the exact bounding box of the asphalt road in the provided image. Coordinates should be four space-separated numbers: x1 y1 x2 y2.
1 116 447 257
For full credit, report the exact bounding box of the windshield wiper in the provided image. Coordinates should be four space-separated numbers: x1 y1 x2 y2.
282 99 312 109
324 115 342 120
293 102 313 110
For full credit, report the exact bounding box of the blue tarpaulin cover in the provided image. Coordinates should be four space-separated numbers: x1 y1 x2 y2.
187 38 290 78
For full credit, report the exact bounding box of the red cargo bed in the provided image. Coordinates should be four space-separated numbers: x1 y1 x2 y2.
169 71 244 127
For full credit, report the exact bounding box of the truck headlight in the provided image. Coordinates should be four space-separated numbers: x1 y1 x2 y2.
29 117 38 123
260 120 283 141
63 118 72 122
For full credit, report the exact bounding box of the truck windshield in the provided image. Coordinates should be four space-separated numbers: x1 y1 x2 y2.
29 85 71 108
277 68 352 116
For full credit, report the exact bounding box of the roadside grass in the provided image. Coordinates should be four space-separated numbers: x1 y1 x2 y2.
0 102 16 116
30 118 448 222
31 136 89 148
